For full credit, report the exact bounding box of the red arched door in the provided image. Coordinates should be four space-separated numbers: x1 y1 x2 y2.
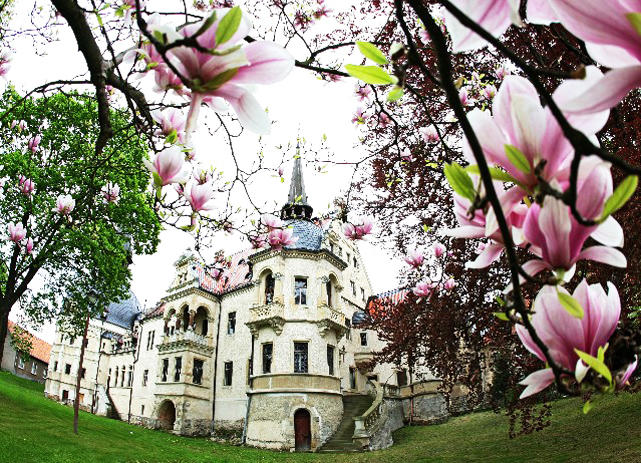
294 409 311 451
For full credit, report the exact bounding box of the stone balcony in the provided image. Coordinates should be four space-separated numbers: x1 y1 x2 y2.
316 305 348 340
158 330 215 355
246 302 286 335
249 373 341 394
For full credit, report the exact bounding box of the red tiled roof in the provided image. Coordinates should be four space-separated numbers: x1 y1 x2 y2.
192 249 253 295
7 320 52 363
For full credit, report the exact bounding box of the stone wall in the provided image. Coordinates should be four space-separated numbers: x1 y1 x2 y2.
245 392 343 450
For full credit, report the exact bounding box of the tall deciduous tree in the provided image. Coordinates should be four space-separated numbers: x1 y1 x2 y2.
0 89 160 364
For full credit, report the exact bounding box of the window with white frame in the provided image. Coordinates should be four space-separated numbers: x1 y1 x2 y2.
294 278 307 305
18 357 24 370
31 362 37 375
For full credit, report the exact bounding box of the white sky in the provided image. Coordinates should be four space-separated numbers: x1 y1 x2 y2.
5 1 404 343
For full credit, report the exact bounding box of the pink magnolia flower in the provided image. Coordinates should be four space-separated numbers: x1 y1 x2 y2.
401 148 414 163
144 146 189 187
152 108 186 144
444 278 457 291
516 280 627 398
483 84 497 100
0 50 11 78
8 222 26 243
101 182 120 204
53 195 75 216
28 135 41 153
445 0 522 52
194 165 211 185
268 227 298 250
19 177 34 196
495 64 510 81
419 126 440 143
464 75 609 192
343 216 374 241
354 84 372 102
25 237 33 255
418 28 430 43
262 213 283 231
278 166 284 177
433 242 446 258
378 112 391 128
413 281 435 302
174 183 185 195
404 249 424 269
150 8 295 136
249 233 267 249
459 87 474 106
352 107 368 125
185 182 216 212
528 0 641 114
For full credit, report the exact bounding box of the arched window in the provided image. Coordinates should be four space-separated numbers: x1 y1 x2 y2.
265 273 275 304
194 306 209 336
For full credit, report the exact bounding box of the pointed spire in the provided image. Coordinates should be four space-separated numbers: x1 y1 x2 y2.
281 140 313 220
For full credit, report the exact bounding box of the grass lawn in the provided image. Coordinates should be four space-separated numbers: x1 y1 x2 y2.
0 370 640 462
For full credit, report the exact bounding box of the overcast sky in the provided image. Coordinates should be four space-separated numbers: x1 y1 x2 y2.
5 1 404 343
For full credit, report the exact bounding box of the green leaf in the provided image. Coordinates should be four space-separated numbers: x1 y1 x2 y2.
344 65 398 85
575 349 613 385
387 86 404 102
600 175 638 222
495 296 506 306
557 290 584 319
493 312 509 321
356 41 388 65
215 6 242 47
466 165 521 185
583 400 592 414
444 162 476 201
505 144 531 174
627 13 641 38
196 68 239 92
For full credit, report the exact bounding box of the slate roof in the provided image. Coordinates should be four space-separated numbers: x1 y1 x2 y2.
7 320 52 363
104 292 142 329
284 219 324 251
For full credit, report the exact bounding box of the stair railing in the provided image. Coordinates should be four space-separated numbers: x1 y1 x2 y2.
352 379 386 447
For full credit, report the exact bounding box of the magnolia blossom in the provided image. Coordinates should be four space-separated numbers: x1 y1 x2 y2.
268 228 298 250
413 281 434 302
146 9 295 136
249 233 267 249
378 112 391 128
401 148 414 163
53 195 75 216
464 75 609 192
101 182 120 204
418 28 430 43
0 50 11 78
185 182 216 212
445 0 521 52
528 0 641 115
404 249 424 269
28 135 41 153
262 213 283 231
343 216 374 241
25 237 34 255
419 126 439 143
19 177 34 196
152 108 186 143
354 83 372 101
194 165 211 185
482 84 497 100
8 222 26 243
352 107 368 125
433 242 446 258
277 166 284 177
144 146 189 187
495 64 510 80
459 87 474 106
10 120 26 131
516 281 631 398
444 278 457 290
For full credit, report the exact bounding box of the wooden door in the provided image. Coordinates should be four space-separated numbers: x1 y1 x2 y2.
294 409 311 451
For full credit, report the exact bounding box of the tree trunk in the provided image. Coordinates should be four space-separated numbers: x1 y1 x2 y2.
73 313 90 434
0 308 9 366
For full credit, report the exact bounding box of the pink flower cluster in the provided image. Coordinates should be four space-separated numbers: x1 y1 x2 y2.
342 216 374 241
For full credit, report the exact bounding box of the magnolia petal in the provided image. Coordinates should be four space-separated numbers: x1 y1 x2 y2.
589 282 621 354
577 246 627 267
539 196 572 268
465 242 504 269
445 0 514 52
215 84 271 135
591 216 624 247
585 42 641 69
519 368 555 399
234 42 295 84
575 359 589 383
444 225 485 239
560 66 641 115
526 0 558 24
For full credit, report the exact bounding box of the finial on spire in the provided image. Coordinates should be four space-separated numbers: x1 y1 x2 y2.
281 138 313 221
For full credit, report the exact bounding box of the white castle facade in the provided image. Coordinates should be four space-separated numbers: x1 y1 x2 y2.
44 159 425 451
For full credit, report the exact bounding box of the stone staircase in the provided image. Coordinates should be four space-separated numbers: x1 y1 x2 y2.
318 394 373 453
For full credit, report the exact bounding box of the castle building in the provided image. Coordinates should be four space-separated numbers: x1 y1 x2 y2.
44 158 409 450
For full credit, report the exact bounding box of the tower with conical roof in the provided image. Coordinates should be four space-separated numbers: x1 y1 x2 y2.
280 142 314 220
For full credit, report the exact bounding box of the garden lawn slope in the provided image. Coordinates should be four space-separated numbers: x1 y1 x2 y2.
0 370 640 462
